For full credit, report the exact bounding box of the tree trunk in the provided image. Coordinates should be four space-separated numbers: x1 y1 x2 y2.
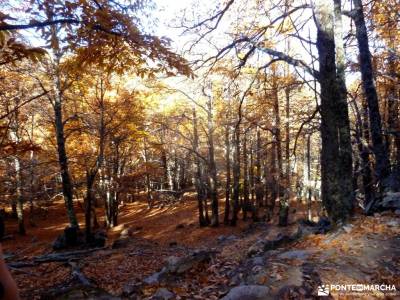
231 123 241 226
206 95 219 227
242 130 250 220
224 122 231 225
314 0 353 223
53 59 78 228
192 107 207 226
352 0 392 194
10 109 25 235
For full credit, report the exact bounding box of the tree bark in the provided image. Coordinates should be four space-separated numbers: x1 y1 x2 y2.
192 107 207 226
231 122 241 226
352 0 392 194
314 0 353 223
206 94 219 227
53 55 78 228
224 121 231 225
242 129 250 220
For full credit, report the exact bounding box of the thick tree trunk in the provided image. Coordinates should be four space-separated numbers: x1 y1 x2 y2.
352 0 392 194
314 0 353 223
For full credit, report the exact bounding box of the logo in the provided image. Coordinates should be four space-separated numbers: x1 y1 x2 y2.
317 285 330 296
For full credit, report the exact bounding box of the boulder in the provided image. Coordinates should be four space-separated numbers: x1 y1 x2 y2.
221 285 270 300
143 250 216 285
382 192 400 209
152 288 175 300
298 217 331 235
277 250 314 260
143 271 167 285
164 250 213 274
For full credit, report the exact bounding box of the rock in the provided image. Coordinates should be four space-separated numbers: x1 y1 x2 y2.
342 224 354 233
221 285 270 300
164 250 213 274
122 280 142 297
217 235 226 242
263 234 292 251
152 288 175 300
143 271 167 285
382 192 400 209
246 270 269 285
218 234 237 243
144 250 215 286
250 256 264 266
395 209 400 215
386 219 399 227
277 250 314 260
226 235 237 241
120 228 130 238
247 240 264 257
298 217 331 235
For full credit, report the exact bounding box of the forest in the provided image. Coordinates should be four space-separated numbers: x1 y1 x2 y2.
0 0 399 299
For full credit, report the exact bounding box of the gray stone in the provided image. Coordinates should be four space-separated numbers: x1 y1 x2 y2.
247 241 264 257
152 288 175 300
395 209 400 215
143 271 166 285
343 224 354 233
250 256 264 266
382 192 400 209
221 285 270 300
277 250 313 260
386 219 399 227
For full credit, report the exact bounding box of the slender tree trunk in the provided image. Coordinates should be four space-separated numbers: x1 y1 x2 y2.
10 109 25 234
15 157 25 235
253 127 262 221
271 75 287 226
143 138 153 208
53 57 78 228
206 95 219 227
231 123 241 226
85 172 96 243
306 134 312 221
192 107 207 226
224 122 231 225
242 130 249 220
352 0 392 195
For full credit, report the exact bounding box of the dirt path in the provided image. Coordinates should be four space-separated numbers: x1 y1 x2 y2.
3 197 398 299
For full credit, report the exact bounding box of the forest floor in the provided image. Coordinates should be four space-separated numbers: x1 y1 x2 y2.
2 194 400 299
